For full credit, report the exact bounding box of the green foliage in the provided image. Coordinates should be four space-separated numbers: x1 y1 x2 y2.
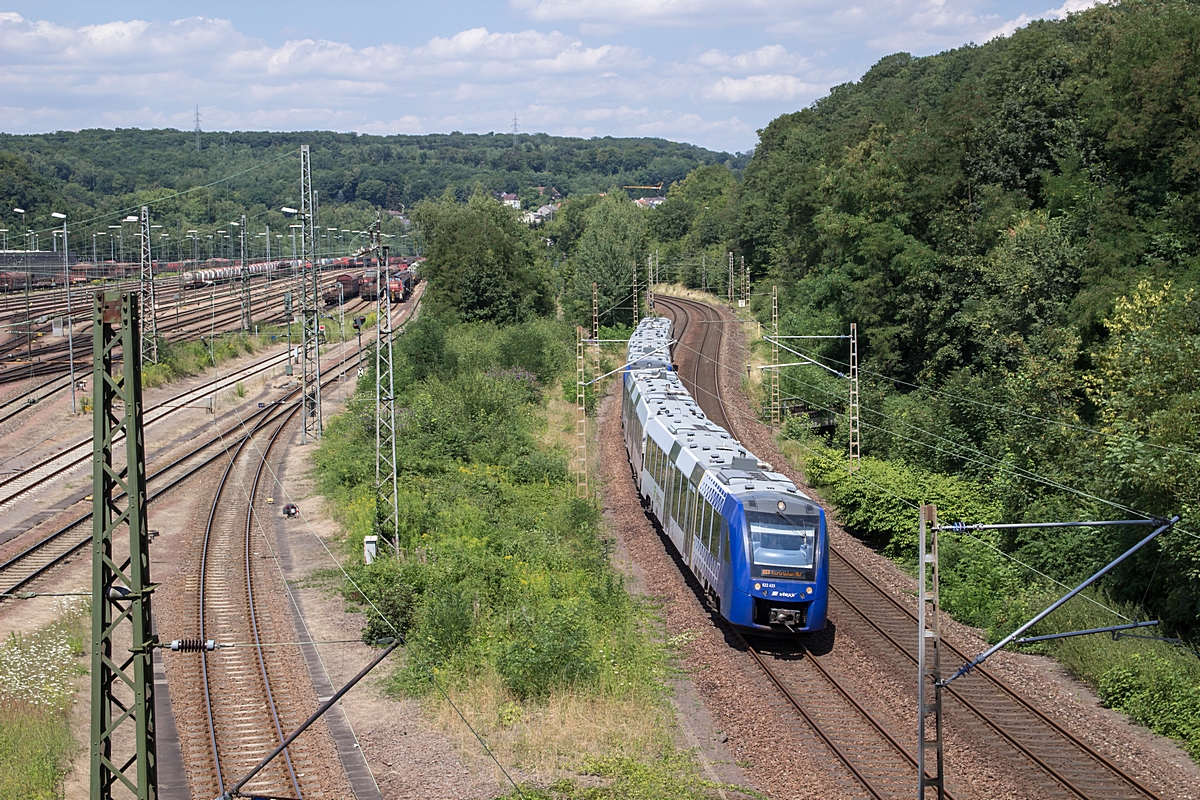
0 700 75 800
0 129 739 259
1096 653 1200 759
140 332 266 388
317 319 666 707
494 752 761 799
564 193 648 327
678 0 1200 638
0 601 87 799
413 190 553 323
798 438 1001 558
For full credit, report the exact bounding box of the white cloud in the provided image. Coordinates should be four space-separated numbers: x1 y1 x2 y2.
512 0 728 23
0 3 1113 152
0 11 823 150
708 74 820 103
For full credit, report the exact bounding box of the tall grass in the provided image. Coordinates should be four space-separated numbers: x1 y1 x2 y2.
0 600 88 798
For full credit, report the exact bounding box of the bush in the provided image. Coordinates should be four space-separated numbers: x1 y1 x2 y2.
510 452 569 485
1098 652 1200 758
320 319 662 708
497 605 598 699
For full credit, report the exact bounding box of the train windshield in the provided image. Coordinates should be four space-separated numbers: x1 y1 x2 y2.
746 511 817 579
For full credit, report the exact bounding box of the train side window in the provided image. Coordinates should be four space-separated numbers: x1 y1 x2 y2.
709 503 718 553
720 518 730 563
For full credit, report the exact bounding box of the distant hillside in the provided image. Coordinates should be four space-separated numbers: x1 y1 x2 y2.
0 128 743 250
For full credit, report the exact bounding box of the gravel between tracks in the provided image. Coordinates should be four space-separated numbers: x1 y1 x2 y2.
703 299 1200 800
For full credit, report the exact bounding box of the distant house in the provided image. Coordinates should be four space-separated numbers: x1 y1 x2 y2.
498 192 521 209
634 196 666 209
523 203 561 226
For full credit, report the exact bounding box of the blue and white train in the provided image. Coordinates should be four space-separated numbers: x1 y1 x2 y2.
621 316 829 634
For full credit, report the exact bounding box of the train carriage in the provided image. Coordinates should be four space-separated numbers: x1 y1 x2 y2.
621 316 829 634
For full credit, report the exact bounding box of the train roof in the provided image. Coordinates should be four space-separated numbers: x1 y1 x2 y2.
625 316 812 505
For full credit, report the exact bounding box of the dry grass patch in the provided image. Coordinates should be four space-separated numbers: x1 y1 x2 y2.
431 672 674 783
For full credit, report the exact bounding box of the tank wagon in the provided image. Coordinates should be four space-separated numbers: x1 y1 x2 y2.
181 259 291 289
621 317 829 635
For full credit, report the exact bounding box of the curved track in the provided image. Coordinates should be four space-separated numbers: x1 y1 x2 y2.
652 293 1161 800
188 401 316 798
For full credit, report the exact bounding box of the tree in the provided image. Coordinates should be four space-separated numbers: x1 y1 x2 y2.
565 192 647 326
412 190 552 324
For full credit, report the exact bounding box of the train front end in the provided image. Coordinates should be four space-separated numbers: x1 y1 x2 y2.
726 490 828 635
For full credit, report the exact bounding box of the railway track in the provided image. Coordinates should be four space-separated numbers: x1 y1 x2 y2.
0 394 297 598
180 395 332 798
0 270 352 380
653 293 1162 800
0 285 420 599
0 349 295 516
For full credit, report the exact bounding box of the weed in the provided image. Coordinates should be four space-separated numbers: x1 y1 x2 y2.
0 600 88 797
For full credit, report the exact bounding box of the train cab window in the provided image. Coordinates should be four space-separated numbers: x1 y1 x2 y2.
720 518 730 563
745 510 818 580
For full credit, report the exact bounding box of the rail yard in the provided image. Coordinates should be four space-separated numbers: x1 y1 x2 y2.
2 257 1198 800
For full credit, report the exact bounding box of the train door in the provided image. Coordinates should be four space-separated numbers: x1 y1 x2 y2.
683 482 698 564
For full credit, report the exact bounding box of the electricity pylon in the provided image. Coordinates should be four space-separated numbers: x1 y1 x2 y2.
771 285 780 426
139 207 157 364
91 291 157 800
239 214 251 331
299 145 322 443
849 323 860 471
375 239 400 551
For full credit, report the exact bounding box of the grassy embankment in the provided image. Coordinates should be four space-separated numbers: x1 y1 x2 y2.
0 601 88 798
135 311 375 391
314 313 757 799
776 418 1200 761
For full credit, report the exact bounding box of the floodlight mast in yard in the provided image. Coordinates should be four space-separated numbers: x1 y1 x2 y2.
52 211 79 412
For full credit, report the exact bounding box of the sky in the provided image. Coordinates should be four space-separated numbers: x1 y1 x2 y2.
0 0 1100 153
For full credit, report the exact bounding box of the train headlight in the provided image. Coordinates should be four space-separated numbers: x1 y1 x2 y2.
777 500 786 512
805 586 813 595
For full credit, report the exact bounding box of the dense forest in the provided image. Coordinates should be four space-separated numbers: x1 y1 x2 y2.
0 130 739 263
620 0 1200 648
